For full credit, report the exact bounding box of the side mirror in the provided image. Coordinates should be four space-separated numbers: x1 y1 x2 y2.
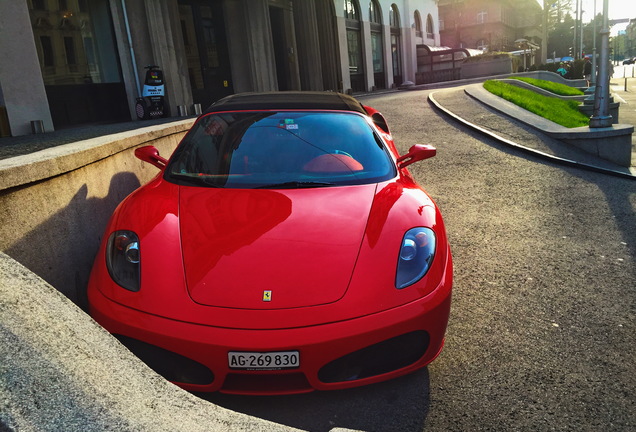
134 145 168 169
396 144 436 169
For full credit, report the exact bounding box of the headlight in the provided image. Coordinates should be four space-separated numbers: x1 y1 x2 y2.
106 230 140 292
396 227 436 289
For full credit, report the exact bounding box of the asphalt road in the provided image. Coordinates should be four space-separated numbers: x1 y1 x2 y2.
199 89 635 431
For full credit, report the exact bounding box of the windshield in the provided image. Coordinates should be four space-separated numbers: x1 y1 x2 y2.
165 111 396 189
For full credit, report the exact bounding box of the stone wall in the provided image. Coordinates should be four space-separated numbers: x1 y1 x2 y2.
0 120 194 305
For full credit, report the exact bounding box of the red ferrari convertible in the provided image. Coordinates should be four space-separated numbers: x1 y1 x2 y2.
88 91 453 395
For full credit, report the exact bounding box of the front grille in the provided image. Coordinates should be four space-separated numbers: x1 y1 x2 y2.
114 334 214 385
318 331 429 383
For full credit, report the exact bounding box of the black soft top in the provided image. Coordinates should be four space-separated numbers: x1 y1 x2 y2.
203 91 367 115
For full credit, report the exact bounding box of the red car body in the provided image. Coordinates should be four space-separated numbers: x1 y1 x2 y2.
88 92 452 395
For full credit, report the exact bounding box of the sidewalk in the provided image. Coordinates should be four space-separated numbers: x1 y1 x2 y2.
611 77 636 169
0 117 187 161
610 76 636 141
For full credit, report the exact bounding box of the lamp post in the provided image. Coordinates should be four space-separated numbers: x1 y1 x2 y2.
580 6 584 58
573 0 578 59
591 0 597 87
585 0 598 95
590 0 612 128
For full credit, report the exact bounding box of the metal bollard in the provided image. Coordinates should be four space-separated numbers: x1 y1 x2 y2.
177 105 188 116
193 103 202 115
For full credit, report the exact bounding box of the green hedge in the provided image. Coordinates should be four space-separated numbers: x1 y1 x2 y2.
536 59 585 79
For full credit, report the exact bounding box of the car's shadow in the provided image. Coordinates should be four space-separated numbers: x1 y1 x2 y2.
195 368 430 432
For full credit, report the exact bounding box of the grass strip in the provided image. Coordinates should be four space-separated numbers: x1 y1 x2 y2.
509 77 585 96
483 80 590 128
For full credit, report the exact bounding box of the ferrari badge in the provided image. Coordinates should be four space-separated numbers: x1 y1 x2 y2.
263 290 272 302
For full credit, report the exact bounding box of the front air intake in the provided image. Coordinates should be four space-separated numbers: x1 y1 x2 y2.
318 331 429 383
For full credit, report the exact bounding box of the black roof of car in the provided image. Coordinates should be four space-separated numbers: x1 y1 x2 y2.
204 91 367 115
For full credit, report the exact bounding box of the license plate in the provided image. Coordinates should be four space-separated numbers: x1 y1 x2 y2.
228 351 300 370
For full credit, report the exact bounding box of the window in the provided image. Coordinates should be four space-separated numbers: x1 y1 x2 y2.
389 4 400 28
426 14 434 39
369 0 381 24
29 0 122 85
347 29 363 73
344 0 359 21
390 4 401 79
180 20 190 46
32 0 46 10
371 32 383 72
40 36 54 67
344 0 364 91
476 10 487 24
64 37 76 65
369 0 384 80
414 11 423 38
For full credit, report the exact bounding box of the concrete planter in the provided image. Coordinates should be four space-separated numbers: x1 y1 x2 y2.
578 102 620 124
461 57 513 79
464 84 633 168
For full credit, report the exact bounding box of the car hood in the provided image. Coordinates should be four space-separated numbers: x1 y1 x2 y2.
179 185 377 309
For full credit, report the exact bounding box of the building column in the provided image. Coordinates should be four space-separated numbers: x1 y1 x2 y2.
383 24 394 89
242 0 278 91
293 0 324 90
362 20 375 91
315 0 341 92
403 26 417 84
335 15 351 93
0 0 53 136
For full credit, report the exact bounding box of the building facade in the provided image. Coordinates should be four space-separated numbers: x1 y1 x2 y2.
0 0 440 137
438 0 542 65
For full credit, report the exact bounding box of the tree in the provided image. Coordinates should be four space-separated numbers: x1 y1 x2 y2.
544 0 574 32
581 13 603 58
612 33 627 62
548 13 575 58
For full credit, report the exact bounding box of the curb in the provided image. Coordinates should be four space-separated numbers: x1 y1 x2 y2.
428 90 636 181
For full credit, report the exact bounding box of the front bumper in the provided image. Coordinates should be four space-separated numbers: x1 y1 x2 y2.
89 270 451 395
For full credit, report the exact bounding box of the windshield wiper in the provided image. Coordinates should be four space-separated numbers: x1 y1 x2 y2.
255 181 335 189
168 172 221 187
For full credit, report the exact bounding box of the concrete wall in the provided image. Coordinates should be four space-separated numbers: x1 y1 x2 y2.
0 120 308 431
0 120 194 306
460 57 513 79
0 251 300 432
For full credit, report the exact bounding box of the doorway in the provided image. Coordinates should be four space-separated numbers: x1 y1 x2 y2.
179 0 233 107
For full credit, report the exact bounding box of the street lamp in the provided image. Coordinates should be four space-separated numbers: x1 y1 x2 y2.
573 0 579 59
580 7 584 59
590 0 612 128
591 0 597 87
